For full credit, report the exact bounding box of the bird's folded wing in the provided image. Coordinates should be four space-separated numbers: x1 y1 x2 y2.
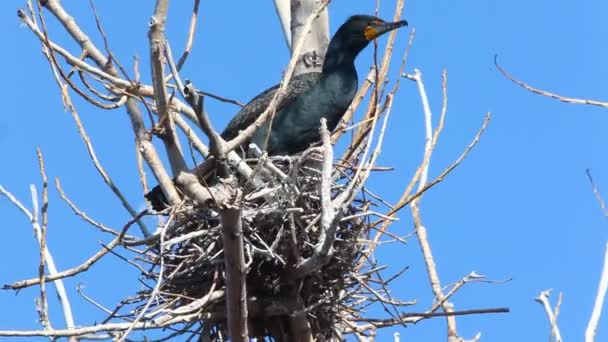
220 72 322 140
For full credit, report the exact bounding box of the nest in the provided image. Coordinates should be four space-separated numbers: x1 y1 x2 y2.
130 150 380 340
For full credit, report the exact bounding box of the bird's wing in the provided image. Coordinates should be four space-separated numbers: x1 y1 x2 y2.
220 72 322 140
145 73 321 212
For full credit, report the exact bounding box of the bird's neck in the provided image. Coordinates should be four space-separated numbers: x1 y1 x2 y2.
322 40 359 74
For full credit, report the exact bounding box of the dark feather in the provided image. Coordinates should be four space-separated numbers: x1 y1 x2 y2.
220 72 322 141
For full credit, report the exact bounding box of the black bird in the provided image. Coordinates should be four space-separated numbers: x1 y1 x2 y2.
146 15 407 210
221 14 408 154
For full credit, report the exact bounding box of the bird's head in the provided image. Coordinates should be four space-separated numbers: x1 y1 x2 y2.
323 15 407 71
334 15 408 53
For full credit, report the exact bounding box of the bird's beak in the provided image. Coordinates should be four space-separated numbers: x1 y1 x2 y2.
364 20 408 41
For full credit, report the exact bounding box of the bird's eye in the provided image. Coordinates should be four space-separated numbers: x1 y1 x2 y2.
372 19 384 26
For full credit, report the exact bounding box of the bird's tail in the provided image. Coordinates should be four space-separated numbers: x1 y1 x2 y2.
144 159 216 212
144 186 169 212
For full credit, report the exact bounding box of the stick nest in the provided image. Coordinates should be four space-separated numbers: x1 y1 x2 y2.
135 151 378 339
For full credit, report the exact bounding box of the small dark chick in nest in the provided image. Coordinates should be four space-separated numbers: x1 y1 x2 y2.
146 15 408 211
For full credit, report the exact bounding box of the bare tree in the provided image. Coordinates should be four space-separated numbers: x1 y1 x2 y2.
0 1 509 340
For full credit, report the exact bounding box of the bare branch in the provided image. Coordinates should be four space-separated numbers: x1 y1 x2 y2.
0 183 76 336
149 0 188 176
221 205 249 342
4 211 143 290
354 307 509 327
586 241 608 342
586 170 608 219
175 0 200 70
117 211 168 342
184 82 224 157
495 56 608 108
34 149 51 332
126 99 181 207
294 119 337 275
535 289 563 342
404 68 459 339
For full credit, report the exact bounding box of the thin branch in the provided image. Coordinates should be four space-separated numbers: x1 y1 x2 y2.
64 96 150 236
0 183 76 335
125 99 181 207
21 7 150 236
495 55 608 108
586 170 608 219
176 0 200 70
149 0 188 176
294 119 337 275
356 307 509 326
117 214 168 342
174 114 210 158
586 241 608 342
380 110 490 224
184 82 224 157
535 289 563 342
34 148 51 331
4 211 143 290
405 68 459 339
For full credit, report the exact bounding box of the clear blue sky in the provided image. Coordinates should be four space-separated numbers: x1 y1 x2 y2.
1 0 607 341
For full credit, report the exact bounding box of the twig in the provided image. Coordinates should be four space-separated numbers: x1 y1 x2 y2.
356 307 509 326
4 211 144 290
55 178 122 236
331 68 375 144
397 112 490 211
37 10 145 231
65 86 150 236
293 119 337 275
19 6 151 237
495 55 608 108
405 68 459 339
586 241 608 342
0 321 176 338
26 0 191 210
125 99 181 207
197 90 245 108
0 183 76 336
184 82 224 157
535 289 563 342
34 149 51 331
174 114 210 158
586 170 608 219
176 0 200 70
117 214 168 342
430 272 502 314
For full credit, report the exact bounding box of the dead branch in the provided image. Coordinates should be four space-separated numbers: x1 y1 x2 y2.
221 206 249 341
535 289 563 342
4 210 143 290
495 55 608 108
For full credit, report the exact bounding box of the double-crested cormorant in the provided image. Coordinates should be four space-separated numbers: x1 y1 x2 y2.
221 14 407 154
146 15 407 210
